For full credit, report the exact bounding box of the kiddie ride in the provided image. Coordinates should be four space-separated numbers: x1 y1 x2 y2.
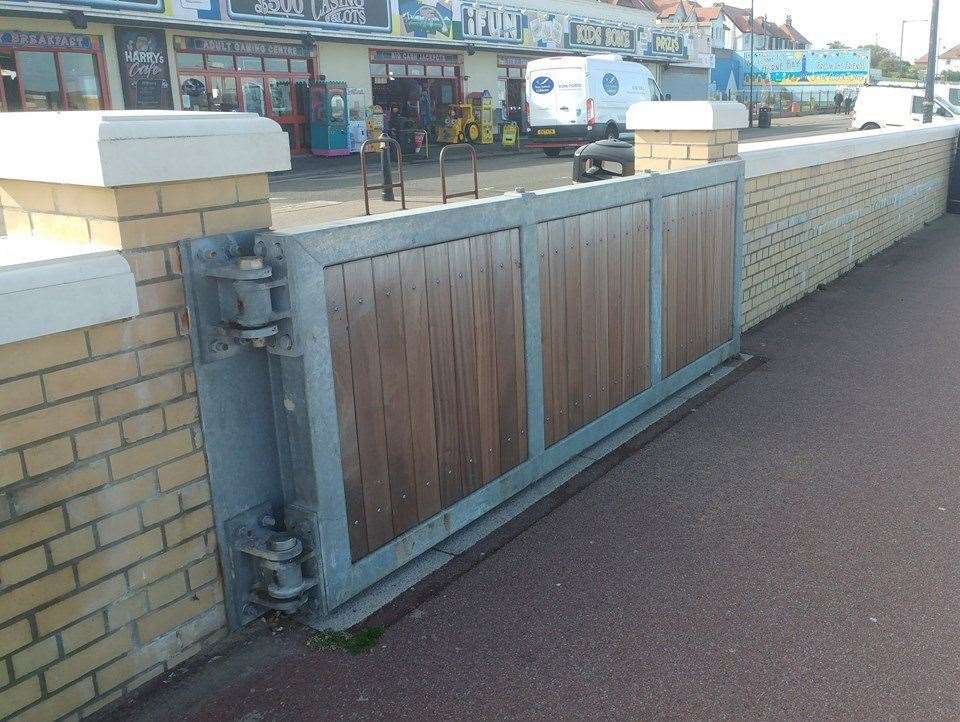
435 92 494 145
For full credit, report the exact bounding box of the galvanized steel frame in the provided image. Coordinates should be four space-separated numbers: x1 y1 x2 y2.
256 159 746 612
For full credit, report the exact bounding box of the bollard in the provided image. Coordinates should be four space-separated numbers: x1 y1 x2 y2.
380 131 395 202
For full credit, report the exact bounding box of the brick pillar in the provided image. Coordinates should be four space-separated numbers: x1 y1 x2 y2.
626 101 748 174
0 112 288 721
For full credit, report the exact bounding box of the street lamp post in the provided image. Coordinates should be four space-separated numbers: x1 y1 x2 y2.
923 0 940 123
748 0 755 128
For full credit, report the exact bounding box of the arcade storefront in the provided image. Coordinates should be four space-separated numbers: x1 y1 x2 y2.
369 48 462 135
0 30 109 112
173 35 315 153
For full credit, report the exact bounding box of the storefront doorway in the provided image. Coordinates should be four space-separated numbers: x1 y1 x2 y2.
369 49 462 147
0 31 109 112
174 36 314 154
497 54 528 129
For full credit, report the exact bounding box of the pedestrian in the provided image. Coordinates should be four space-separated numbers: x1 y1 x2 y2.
834 91 844 114
844 95 854 114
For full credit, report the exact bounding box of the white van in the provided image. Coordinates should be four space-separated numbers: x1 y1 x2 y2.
526 54 664 156
852 86 957 130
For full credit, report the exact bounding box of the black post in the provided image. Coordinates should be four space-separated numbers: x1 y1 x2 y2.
923 0 940 123
379 132 395 202
748 0 755 128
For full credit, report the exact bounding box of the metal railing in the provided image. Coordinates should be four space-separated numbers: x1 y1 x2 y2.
438 143 480 204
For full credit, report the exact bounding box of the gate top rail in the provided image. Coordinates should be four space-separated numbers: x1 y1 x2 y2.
439 143 480 204
359 137 407 216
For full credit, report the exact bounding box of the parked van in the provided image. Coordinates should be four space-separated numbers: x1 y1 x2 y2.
852 85 957 130
526 54 665 157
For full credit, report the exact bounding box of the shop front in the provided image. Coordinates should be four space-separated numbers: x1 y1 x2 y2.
173 35 315 153
497 54 530 128
0 29 110 112
369 48 462 150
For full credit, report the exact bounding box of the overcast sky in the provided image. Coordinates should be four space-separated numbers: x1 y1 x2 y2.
748 0 957 61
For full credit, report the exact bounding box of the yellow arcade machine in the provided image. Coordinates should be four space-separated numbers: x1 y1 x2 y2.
467 91 494 144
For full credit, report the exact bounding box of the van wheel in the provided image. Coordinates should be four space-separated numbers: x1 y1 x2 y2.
543 148 561 158
860 123 880 131
605 122 620 140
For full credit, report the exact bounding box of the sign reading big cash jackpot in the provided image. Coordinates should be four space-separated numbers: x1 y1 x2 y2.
227 0 392 31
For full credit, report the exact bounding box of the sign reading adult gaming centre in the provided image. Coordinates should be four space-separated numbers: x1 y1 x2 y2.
227 0 392 32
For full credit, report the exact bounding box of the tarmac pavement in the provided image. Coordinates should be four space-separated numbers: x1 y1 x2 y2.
103 212 960 720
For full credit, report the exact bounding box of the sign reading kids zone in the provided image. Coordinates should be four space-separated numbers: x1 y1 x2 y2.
567 20 636 53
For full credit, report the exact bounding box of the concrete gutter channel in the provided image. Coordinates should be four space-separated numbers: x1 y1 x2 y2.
103 215 960 719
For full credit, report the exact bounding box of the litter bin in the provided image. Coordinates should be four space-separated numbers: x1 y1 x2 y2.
572 139 635 183
757 105 772 128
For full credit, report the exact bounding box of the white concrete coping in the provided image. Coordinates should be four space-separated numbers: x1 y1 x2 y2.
0 239 138 345
627 101 748 131
0 111 292 187
740 122 960 179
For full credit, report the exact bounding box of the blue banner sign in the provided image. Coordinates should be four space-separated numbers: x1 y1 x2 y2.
747 49 871 86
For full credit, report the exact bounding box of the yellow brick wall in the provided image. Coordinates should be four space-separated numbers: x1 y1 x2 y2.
0 174 271 720
740 138 954 330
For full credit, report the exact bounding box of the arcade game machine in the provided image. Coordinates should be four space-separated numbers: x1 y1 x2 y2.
309 78 349 157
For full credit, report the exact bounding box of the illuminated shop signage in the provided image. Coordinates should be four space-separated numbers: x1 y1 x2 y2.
460 4 523 43
566 20 636 52
227 0 392 32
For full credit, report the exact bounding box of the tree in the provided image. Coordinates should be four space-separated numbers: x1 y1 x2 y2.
943 70 960 83
879 57 919 79
859 44 897 69
827 41 849 49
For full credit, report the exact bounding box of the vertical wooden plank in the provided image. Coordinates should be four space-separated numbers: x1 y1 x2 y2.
579 211 599 425
371 254 419 535
634 202 651 390
538 223 555 446
703 186 718 350
595 209 610 414
448 238 483 493
678 191 693 370
509 229 528 463
398 248 441 521
548 218 568 442
423 242 464 506
491 231 520 469
564 214 583 432
662 194 679 378
620 205 637 399
324 266 368 561
606 208 623 407
719 183 735 343
469 234 501 485
341 259 395 551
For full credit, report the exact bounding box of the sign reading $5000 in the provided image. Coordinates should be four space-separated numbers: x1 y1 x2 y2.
227 0 391 32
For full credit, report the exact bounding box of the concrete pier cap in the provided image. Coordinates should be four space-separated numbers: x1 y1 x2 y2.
627 101 748 173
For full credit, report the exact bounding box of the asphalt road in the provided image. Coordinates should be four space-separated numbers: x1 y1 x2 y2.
268 114 851 226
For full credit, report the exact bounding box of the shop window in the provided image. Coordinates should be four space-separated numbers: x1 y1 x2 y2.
407 65 425 77
269 77 292 114
426 65 443 77
289 59 308 74
177 52 204 69
19 51 62 111
264 57 288 72
508 67 522 78
206 54 234 70
443 66 456 77
242 78 266 115
238 56 263 71
387 64 406 77
370 63 387 76
61 53 103 110
1 50 22 111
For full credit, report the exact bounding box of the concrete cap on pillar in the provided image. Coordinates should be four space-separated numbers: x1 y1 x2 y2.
627 101 748 131
0 110 292 187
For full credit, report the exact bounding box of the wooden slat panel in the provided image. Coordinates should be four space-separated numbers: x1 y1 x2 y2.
398 248 441 520
423 242 464 507
720 183 736 342
620 205 637 399
548 218 568 443
491 231 521 469
371 254 419 535
469 235 501 486
539 224 555 446
448 238 483 493
563 215 583 431
606 209 624 408
324 266 368 561
341 259 394 549
632 202 651 391
595 210 610 414
579 211 599 424
509 230 528 462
